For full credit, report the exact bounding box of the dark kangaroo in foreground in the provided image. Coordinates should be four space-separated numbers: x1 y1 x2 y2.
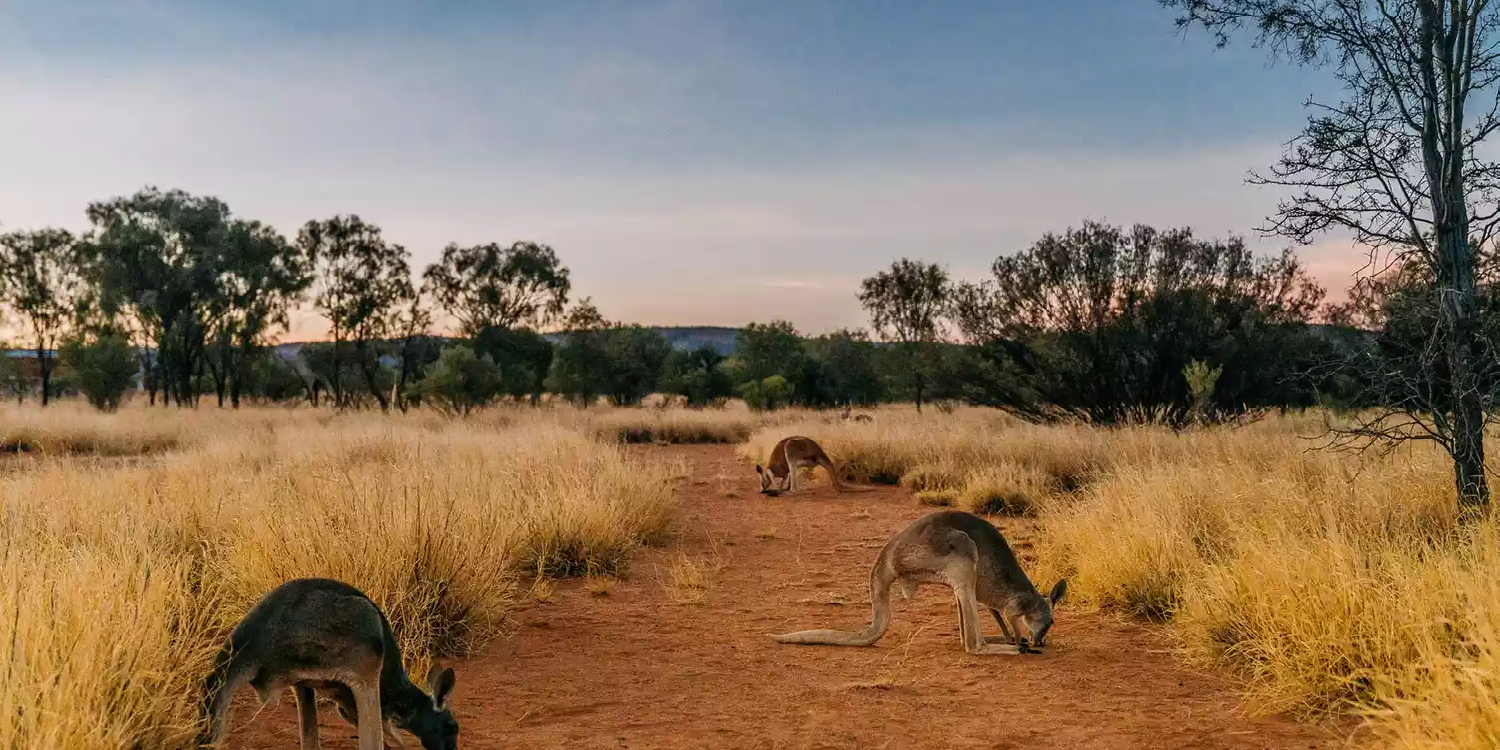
200 577 459 750
772 510 1067 655
755 435 847 496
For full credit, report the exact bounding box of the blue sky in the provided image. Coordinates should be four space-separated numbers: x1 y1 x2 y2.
0 0 1346 337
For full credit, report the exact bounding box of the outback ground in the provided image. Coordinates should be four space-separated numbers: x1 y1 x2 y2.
226 444 1346 750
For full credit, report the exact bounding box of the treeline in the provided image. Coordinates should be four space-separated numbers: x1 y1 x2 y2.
0 185 935 414
0 187 1437 424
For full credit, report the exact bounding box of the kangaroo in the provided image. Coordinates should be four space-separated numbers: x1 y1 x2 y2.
771 510 1067 655
200 577 459 750
755 435 846 495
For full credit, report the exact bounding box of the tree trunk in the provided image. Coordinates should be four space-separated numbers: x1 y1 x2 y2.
331 335 344 409
356 342 390 412
209 345 227 408
905 343 922 413
229 343 246 409
1419 1 1490 520
158 324 173 408
394 339 414 414
1439 227 1490 520
189 345 206 408
37 345 51 407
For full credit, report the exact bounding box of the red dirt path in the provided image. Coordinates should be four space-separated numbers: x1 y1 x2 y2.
228 444 1349 749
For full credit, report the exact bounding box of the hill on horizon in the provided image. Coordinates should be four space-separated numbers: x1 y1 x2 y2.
271 326 742 360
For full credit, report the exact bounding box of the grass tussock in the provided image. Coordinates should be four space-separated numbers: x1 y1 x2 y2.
662 553 718 605
588 407 763 444
741 408 1315 513
746 407 1500 741
0 409 675 749
378 398 802 445
1031 425 1477 725
0 402 193 456
1369 523 1500 748
545 402 812 445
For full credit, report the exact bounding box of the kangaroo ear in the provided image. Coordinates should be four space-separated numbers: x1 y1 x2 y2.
427 665 456 710
1049 579 1068 606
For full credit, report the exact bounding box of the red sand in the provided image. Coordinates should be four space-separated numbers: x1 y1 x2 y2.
227 444 1347 749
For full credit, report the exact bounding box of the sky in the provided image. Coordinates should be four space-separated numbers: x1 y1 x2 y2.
0 0 1353 339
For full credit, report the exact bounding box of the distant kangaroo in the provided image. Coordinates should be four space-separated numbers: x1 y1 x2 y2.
756 435 846 495
200 577 459 750
838 406 873 423
771 510 1067 655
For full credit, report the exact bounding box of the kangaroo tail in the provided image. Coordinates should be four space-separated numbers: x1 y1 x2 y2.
818 454 849 492
771 558 893 647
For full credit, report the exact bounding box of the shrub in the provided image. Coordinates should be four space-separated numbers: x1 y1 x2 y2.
407 345 504 417
738 375 793 412
660 346 734 407
60 334 137 411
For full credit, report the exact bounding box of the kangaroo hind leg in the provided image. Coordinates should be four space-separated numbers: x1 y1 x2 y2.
939 534 1022 656
351 681 383 750
818 454 847 492
294 686 320 750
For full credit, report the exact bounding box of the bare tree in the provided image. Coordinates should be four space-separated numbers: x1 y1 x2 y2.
1166 0 1500 518
858 259 950 411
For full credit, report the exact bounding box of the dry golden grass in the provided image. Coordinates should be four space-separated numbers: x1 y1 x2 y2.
740 407 1291 513
662 553 713 605
0 398 791 461
20 398 1500 747
1034 436 1461 717
541 401 809 445
0 406 675 749
0 402 196 456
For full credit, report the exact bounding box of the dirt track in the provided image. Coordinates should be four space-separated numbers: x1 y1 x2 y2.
229 444 1346 749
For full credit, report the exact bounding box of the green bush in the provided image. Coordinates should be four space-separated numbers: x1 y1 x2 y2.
738 374 794 412
406 345 504 417
660 345 733 407
60 334 138 411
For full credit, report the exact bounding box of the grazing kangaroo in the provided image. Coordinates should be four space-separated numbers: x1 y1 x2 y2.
756 435 846 495
771 510 1067 655
838 406 874 423
200 577 459 750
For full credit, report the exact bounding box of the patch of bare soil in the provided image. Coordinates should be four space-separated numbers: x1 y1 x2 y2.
227 444 1350 749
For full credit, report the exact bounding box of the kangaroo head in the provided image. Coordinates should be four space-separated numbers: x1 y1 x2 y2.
399 665 458 750
755 464 781 495
1017 579 1068 648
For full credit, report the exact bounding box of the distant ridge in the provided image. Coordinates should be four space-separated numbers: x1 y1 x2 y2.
614 326 738 355
270 326 742 360
9 324 1373 365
